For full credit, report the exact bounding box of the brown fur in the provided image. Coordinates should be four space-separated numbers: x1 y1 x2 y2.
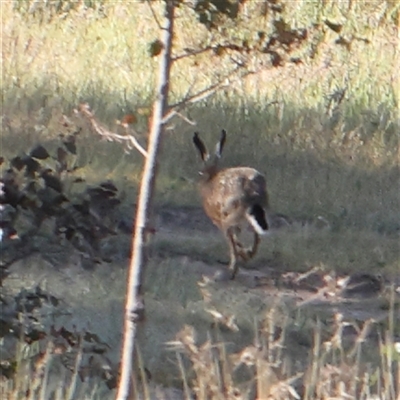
193 131 269 279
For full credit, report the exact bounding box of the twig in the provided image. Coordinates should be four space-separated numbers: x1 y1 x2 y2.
181 77 198 106
168 74 231 112
146 0 163 30
75 104 148 157
172 46 213 62
165 66 259 122
162 110 196 125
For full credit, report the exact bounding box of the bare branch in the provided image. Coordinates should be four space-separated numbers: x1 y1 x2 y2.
172 46 213 62
146 0 163 30
169 76 230 110
162 110 196 125
75 103 148 158
181 77 198 104
166 65 259 121
117 2 175 397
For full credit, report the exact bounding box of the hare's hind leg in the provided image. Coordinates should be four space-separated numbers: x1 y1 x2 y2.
225 229 240 279
245 232 260 259
233 232 260 261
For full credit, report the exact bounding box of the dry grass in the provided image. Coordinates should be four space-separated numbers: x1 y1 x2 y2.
1 236 399 399
1 0 399 398
2 261 399 399
168 300 400 400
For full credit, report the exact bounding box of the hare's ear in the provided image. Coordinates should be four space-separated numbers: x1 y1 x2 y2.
193 132 209 162
215 129 227 158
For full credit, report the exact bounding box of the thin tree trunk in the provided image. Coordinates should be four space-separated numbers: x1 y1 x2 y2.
116 2 175 399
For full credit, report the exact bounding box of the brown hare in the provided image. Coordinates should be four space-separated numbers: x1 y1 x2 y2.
193 130 269 279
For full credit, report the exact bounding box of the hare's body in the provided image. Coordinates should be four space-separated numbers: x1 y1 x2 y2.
199 167 268 232
193 131 269 279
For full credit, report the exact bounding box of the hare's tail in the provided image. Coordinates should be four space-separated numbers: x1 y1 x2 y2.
246 204 269 235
